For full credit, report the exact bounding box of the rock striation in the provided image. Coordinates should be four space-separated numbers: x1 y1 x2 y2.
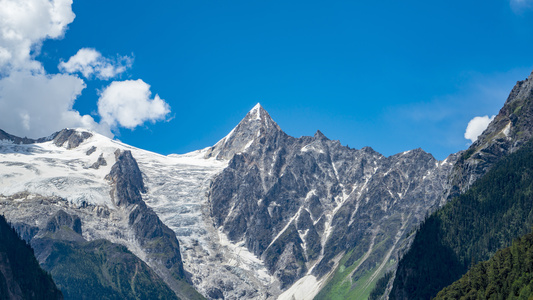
207 104 456 297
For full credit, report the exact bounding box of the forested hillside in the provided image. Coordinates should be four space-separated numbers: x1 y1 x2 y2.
435 230 533 299
390 138 533 299
0 214 63 299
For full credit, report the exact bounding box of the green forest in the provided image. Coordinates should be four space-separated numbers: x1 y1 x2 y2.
391 139 533 299
435 230 533 299
0 215 62 299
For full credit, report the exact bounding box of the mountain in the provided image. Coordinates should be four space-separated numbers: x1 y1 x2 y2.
0 103 457 299
205 104 456 299
2 69 532 300
0 129 203 300
32 209 179 300
390 71 533 300
447 71 533 200
0 214 63 300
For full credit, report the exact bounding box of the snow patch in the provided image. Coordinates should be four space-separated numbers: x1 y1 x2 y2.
503 121 511 137
266 207 302 251
250 103 262 120
278 275 323 300
217 229 274 285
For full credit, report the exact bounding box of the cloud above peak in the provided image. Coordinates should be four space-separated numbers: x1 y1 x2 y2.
464 115 495 143
58 48 133 80
0 70 112 138
98 79 171 129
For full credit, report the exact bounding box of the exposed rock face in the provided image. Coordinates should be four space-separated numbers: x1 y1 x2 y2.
208 104 456 293
45 210 82 235
105 149 194 299
205 103 285 160
89 154 107 169
447 71 533 200
106 150 146 206
53 129 93 149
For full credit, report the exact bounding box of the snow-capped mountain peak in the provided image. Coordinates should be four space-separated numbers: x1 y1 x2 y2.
204 103 284 160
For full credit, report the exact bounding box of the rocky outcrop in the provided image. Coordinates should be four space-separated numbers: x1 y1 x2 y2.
53 129 93 149
447 71 533 199
89 154 107 169
106 149 202 300
45 210 82 235
0 129 53 144
106 150 146 206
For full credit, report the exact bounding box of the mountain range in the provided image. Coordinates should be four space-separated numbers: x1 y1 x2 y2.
0 70 532 299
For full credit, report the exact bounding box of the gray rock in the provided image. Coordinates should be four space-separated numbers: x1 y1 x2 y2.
86 146 97 156
105 149 198 299
53 129 93 149
207 104 456 289
45 209 82 235
89 153 107 169
447 70 533 200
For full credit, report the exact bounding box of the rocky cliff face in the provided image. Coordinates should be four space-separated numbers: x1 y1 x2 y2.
447 71 533 199
207 104 456 297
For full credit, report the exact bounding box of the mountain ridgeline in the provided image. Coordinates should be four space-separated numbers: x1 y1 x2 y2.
206 104 456 298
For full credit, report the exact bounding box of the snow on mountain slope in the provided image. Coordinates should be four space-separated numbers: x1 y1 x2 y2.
0 128 281 299
130 147 280 299
0 131 116 207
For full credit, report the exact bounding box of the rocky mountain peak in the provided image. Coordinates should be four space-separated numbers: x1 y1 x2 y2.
237 103 280 135
204 103 285 160
314 129 327 139
448 69 533 196
53 128 93 149
504 70 533 107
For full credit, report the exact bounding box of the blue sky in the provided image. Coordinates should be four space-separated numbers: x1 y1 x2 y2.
1 0 533 159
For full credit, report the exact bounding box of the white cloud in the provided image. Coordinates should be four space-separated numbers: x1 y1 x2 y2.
464 115 495 143
0 70 112 138
0 0 75 73
98 79 171 129
58 48 133 79
0 0 169 139
0 0 112 138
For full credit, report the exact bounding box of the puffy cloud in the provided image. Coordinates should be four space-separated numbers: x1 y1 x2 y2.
98 79 171 129
0 70 112 138
464 115 495 143
0 0 75 73
58 48 133 79
0 0 111 138
0 0 170 139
